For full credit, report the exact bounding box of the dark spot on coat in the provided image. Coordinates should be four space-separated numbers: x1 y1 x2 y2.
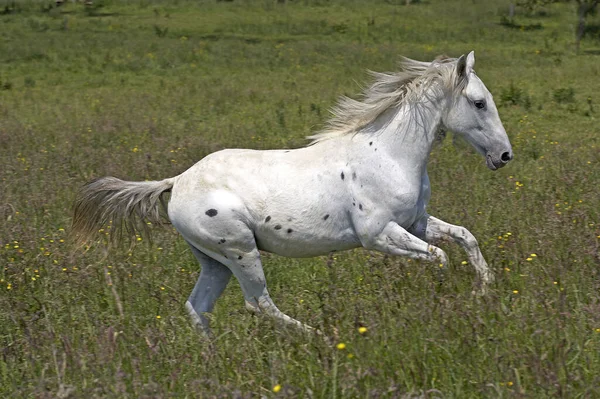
265 216 271 223
359 204 363 210
219 238 226 244
238 255 243 260
352 202 355 207
274 225 282 230
341 172 345 180
287 228 293 234
205 209 218 217
284 150 290 153
323 214 330 220
369 141 373 146
352 172 356 180
287 217 292 222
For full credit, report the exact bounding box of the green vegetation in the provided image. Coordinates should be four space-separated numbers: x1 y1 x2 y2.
1 0 599 397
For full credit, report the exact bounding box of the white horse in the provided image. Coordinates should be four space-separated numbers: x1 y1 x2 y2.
73 52 512 334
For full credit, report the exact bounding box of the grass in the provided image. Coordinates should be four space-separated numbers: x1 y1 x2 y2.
1 0 599 397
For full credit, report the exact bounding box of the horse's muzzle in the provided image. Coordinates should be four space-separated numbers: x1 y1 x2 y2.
486 150 513 170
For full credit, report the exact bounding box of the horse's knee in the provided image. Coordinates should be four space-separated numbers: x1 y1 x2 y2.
432 246 448 267
458 228 478 250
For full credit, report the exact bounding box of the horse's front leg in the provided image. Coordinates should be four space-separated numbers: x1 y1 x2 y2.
363 221 449 271
410 215 493 294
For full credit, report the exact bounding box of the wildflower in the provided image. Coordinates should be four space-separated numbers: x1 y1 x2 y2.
526 257 532 261
156 315 161 319
595 328 600 333
160 286 165 291
507 381 514 387
347 353 354 359
7 283 12 290
513 290 519 294
273 384 281 393
336 343 346 350
530 253 537 257
358 326 367 334
553 281 558 285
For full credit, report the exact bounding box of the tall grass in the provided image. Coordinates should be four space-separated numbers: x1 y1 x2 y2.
1 0 599 397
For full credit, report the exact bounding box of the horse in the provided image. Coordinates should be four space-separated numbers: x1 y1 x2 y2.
72 51 513 335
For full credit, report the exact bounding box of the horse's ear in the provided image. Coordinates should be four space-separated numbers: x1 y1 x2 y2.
466 51 475 73
456 51 475 80
456 54 467 79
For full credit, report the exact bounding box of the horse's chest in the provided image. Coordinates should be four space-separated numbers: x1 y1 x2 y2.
353 169 430 227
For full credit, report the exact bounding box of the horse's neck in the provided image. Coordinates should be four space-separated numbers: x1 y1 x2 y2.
374 94 446 170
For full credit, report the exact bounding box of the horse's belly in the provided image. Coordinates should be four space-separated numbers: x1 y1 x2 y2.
254 227 361 258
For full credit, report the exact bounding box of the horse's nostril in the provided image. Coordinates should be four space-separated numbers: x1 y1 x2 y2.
501 152 512 163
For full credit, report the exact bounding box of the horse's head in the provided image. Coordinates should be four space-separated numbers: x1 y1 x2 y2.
443 51 513 170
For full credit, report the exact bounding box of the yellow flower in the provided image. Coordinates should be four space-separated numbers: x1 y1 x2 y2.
156 315 161 319
513 290 519 294
507 381 514 387
272 384 281 393
461 261 468 265
530 253 537 257
526 257 532 261
347 353 354 359
358 326 367 334
336 343 346 350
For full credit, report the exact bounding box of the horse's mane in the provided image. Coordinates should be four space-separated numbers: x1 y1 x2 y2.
307 55 465 144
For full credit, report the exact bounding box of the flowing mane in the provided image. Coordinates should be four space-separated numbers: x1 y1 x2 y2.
307 56 464 144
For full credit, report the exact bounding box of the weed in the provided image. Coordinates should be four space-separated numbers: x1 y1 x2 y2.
500 82 532 109
153 24 169 37
553 87 576 104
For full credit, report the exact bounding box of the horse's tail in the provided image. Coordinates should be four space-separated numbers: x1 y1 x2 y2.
72 176 176 245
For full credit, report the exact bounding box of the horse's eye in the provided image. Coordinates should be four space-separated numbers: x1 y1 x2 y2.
474 100 486 109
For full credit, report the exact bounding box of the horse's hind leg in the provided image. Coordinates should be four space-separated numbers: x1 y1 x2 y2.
227 247 315 334
186 243 232 335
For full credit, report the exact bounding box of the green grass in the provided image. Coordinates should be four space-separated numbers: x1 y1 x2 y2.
1 0 600 397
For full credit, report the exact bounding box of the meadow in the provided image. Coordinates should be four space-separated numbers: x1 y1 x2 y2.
1 0 599 397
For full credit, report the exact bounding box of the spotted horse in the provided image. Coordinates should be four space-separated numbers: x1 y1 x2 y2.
73 52 513 335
